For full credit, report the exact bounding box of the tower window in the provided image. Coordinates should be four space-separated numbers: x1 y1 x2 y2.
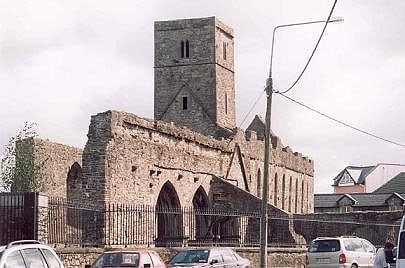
223 41 227 60
180 40 190 58
182 96 188 110
181 41 185 58
185 40 190 58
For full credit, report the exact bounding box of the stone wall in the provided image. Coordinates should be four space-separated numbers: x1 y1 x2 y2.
55 246 306 268
81 110 313 215
31 138 82 198
294 210 403 247
236 248 307 268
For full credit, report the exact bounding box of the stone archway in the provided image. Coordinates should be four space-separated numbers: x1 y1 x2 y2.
193 186 210 240
67 162 81 201
155 181 183 246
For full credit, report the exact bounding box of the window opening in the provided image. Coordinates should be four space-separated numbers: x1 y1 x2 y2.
301 181 305 213
274 173 278 206
182 96 188 110
181 41 185 58
185 40 190 58
225 93 228 114
282 175 286 210
223 41 227 60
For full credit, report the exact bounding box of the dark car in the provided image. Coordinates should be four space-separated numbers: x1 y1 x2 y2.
168 247 250 268
85 249 166 268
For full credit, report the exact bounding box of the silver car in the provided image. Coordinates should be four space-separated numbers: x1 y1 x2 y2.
168 248 250 268
0 240 64 268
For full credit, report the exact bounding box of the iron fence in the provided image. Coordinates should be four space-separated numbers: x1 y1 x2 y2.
47 198 401 248
0 192 37 244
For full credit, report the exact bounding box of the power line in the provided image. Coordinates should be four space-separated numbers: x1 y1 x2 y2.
275 0 338 95
276 92 405 148
239 89 266 128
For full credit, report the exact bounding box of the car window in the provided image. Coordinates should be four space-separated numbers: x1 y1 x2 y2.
344 239 366 252
209 249 223 264
149 252 164 266
41 248 62 268
21 248 48 268
169 250 210 264
309 239 340 252
361 240 375 253
140 252 153 266
399 232 405 259
92 252 140 267
221 249 237 263
5 250 25 268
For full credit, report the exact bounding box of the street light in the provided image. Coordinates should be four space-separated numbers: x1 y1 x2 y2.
259 17 343 268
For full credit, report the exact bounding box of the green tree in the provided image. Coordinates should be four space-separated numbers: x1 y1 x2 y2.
0 122 45 192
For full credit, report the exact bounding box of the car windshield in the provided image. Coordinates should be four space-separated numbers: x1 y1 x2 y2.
169 249 209 264
92 252 140 267
309 239 341 253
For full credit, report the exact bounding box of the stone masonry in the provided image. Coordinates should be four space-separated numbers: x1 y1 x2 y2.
80 110 314 214
154 17 235 137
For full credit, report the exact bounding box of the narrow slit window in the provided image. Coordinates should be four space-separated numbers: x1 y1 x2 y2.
182 96 188 110
225 93 228 114
180 41 185 58
185 40 190 58
223 41 227 60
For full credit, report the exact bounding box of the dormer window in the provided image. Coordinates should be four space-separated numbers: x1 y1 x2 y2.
180 40 190 58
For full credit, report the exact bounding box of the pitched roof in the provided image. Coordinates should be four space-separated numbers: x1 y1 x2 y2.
314 192 405 208
374 172 405 194
332 165 376 186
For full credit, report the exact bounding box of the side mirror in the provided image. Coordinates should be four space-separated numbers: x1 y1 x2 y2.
210 259 219 265
144 264 151 268
84 265 91 268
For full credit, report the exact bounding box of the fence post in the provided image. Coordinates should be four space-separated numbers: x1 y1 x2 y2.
36 193 49 243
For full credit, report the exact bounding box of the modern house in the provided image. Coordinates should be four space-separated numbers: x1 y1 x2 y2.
332 164 405 193
314 192 405 213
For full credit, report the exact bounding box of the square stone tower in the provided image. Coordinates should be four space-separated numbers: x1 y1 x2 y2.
154 17 235 137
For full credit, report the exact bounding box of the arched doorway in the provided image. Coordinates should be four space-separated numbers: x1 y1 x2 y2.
192 186 210 240
155 181 183 246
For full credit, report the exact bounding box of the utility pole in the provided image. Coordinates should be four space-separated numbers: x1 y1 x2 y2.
259 77 273 268
259 17 342 267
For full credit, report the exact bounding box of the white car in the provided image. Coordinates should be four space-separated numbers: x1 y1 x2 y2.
0 240 64 268
168 247 250 268
306 236 376 268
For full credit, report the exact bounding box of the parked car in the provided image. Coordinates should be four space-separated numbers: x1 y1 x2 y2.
0 240 64 268
397 215 405 268
168 247 250 268
85 249 166 268
306 236 376 268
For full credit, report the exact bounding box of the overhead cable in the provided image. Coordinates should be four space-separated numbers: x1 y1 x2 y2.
275 0 338 95
276 92 405 148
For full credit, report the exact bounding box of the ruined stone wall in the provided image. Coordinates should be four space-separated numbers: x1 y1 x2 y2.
81 110 314 214
16 138 82 198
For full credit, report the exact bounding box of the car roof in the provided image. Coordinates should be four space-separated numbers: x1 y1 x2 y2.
102 249 156 253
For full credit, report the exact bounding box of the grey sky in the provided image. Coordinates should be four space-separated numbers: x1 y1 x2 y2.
1 0 404 193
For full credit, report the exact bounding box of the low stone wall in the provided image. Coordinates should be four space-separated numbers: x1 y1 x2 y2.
235 247 307 268
56 247 178 268
56 246 307 268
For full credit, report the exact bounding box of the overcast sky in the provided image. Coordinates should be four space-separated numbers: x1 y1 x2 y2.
1 0 405 193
